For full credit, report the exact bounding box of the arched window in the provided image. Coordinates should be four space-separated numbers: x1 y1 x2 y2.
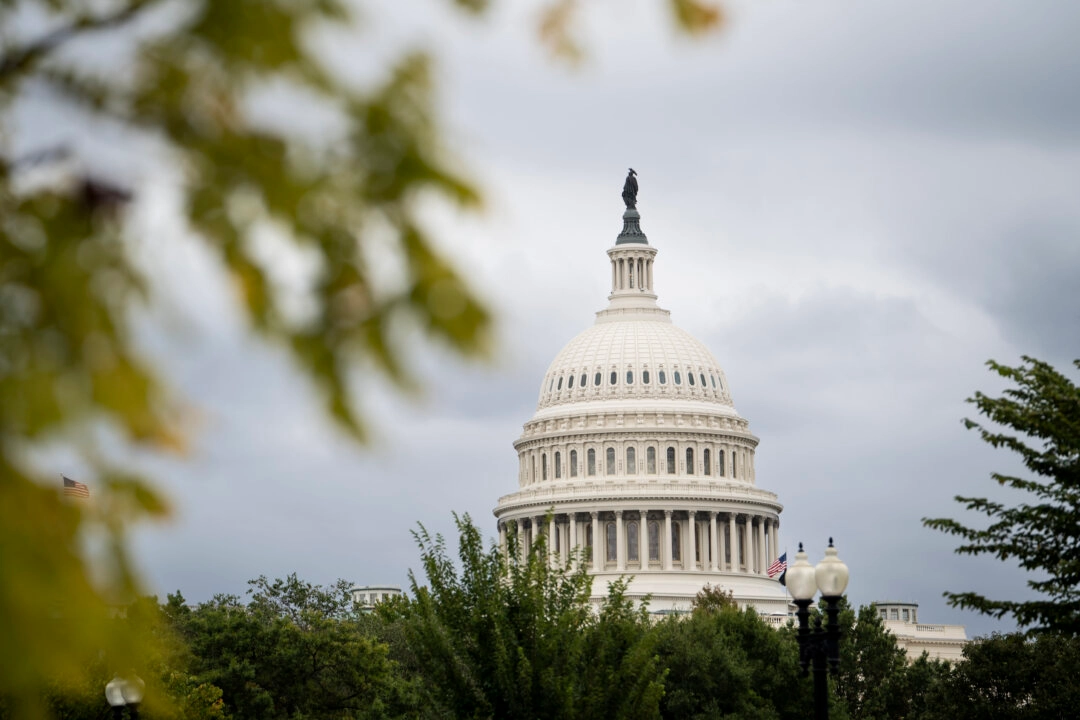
587 449 596 476
627 521 639 562
688 372 695 386
642 370 650 384
711 374 716 388
542 453 548 480
568 374 574 389
732 452 737 479
626 446 636 474
648 521 660 561
580 373 586 387
586 523 593 550
718 449 725 477
570 449 578 477
606 447 616 475
695 522 703 565
557 376 563 390
532 455 537 483
672 522 681 561
555 451 562 479
647 447 656 474
703 448 711 475
594 372 602 386
674 371 682 385
666 446 676 474
606 522 617 562
700 373 707 387
610 371 617 385
659 370 667 385
626 370 634 384
686 447 694 474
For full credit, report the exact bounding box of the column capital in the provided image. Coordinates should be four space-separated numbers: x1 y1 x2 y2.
590 510 599 519
664 509 673 517
615 509 624 518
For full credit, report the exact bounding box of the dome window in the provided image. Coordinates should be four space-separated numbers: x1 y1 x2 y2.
580 373 586 387
686 447 694 474
703 448 711 475
718 449 725 477
700 373 707 387
610 371 617 385
606 447 616 475
659 370 667 385
587 449 596 476
671 523 681 561
542 453 548 480
627 522 639 562
568 375 574 389
642 370 650 384
555 451 562 479
570 449 578 477
557 377 563 390
674 371 682 385
688 373 695 386
666 446 676 474
594 372 602 386
626 447 636 474
626 370 634 384
606 523 617 562
647 447 656 474
710 374 717 388
648 522 660 561
549 378 554 391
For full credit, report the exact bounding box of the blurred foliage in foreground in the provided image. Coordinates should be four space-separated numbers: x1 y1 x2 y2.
7 515 1079 719
0 0 721 714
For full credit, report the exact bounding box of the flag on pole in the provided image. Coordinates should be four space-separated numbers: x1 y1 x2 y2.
767 552 787 579
62 475 90 499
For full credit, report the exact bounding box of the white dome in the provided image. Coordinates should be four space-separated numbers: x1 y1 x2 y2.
537 318 733 410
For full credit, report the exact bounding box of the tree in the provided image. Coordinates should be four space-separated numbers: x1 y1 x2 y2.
166 576 406 720
397 513 665 720
832 602 914 720
923 357 1080 634
0 0 721 713
652 593 809 719
919 633 1080 720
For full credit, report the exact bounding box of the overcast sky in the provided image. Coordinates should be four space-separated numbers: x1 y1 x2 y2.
16 0 1080 639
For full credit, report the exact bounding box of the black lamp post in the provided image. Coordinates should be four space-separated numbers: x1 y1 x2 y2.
104 674 144 719
786 539 849 720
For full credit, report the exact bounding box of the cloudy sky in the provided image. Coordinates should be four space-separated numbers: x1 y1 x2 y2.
17 0 1080 638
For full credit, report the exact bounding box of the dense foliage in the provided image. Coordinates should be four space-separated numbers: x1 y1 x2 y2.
8 515 1080 720
923 356 1080 634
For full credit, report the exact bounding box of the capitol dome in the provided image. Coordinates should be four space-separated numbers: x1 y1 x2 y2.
494 176 789 615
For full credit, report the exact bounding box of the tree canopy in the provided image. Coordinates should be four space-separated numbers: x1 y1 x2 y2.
923 356 1080 635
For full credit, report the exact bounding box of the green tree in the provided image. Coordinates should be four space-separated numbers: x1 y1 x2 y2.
652 591 808 719
0 0 722 713
923 357 1080 634
920 633 1080 720
833 602 912 720
397 513 665 720
166 575 406 720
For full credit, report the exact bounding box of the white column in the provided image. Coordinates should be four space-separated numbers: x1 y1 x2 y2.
771 520 779 564
688 510 698 571
709 512 718 571
742 520 752 573
549 515 558 565
664 510 673 571
728 514 737 572
760 518 768 574
591 512 601 571
616 510 626 571
639 510 649 569
569 513 578 569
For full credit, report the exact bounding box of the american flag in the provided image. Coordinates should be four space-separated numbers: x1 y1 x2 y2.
767 552 787 579
62 475 90 499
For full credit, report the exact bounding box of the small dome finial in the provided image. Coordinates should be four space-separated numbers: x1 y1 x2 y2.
616 168 647 245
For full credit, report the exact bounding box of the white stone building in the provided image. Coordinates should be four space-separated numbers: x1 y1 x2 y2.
875 601 969 662
493 194 789 616
351 585 403 611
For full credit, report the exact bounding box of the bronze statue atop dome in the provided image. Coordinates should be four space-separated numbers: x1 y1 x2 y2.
621 168 638 209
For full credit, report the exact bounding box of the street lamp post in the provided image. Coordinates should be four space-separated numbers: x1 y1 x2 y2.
104 674 144 719
786 538 850 720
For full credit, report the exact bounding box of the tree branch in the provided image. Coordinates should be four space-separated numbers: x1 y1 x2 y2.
0 0 157 82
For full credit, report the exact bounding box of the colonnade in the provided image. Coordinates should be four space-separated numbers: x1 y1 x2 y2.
611 252 654 294
498 509 780 576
